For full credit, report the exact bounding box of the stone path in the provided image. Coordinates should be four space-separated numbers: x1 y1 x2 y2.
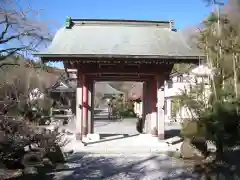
51 154 199 180
94 108 181 136
59 108 183 154
53 109 200 179
60 108 182 154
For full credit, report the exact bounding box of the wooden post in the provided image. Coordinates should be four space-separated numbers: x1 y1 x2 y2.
75 70 82 140
142 81 147 133
157 76 165 140
88 78 94 134
82 74 88 136
151 76 158 136
91 80 95 133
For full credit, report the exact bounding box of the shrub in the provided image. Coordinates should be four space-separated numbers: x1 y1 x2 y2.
16 97 52 125
119 109 136 118
181 100 240 158
0 114 62 172
200 101 240 155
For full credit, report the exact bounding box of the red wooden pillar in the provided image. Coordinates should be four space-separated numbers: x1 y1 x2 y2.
151 76 158 136
87 78 94 134
75 71 83 141
152 77 157 112
91 80 94 134
82 74 88 136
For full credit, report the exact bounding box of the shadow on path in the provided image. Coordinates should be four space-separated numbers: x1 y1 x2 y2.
165 129 181 139
25 153 197 180
94 117 116 121
94 109 105 114
16 151 240 180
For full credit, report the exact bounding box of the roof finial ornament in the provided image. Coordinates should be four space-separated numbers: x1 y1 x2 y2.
170 20 177 32
66 16 72 29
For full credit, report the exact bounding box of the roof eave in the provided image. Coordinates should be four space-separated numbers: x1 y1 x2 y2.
35 53 205 61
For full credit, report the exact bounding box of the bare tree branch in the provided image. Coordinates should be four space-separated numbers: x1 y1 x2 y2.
0 14 10 40
0 0 53 63
0 29 35 44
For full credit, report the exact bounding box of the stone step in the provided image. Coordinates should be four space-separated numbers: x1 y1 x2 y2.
72 146 170 154
165 136 183 146
61 139 171 154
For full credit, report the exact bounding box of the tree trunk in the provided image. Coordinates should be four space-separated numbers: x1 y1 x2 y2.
205 39 217 100
216 141 224 160
233 53 238 99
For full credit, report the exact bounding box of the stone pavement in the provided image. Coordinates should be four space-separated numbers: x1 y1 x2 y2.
93 107 181 137
60 108 182 154
51 109 200 179
50 153 199 180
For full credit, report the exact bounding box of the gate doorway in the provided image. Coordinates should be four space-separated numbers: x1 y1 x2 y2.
93 81 143 140
37 18 203 142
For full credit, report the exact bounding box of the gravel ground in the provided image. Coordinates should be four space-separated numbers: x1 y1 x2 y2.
50 153 199 180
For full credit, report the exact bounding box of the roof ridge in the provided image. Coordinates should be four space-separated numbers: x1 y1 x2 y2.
71 18 172 24
69 18 173 28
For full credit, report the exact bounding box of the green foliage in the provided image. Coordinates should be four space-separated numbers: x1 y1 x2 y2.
175 84 208 120
119 109 136 118
179 77 240 148
179 10 240 154
111 95 136 118
201 100 240 148
115 94 124 112
171 98 181 118
179 86 240 159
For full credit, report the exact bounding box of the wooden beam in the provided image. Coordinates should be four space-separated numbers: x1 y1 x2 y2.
40 55 204 60
93 77 150 82
62 61 174 74
78 67 172 74
41 56 200 64
86 72 157 75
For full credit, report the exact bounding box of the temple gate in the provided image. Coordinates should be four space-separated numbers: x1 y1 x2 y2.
37 18 203 141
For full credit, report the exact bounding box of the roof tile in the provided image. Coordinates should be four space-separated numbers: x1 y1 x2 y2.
37 19 202 58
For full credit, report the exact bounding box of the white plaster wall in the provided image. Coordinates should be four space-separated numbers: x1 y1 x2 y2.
164 98 172 122
163 65 213 122
150 112 157 130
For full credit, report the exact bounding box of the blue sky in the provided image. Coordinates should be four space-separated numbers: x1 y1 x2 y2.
22 0 224 68
31 0 215 30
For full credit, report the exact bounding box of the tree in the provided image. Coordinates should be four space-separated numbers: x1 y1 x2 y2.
0 58 64 174
0 1 66 175
178 2 240 159
0 57 45 98
0 0 52 63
